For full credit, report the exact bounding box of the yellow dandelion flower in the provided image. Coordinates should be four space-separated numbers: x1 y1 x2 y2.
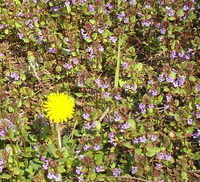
43 93 75 123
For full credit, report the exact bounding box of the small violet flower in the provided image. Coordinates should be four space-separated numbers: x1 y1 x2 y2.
112 168 121 177
131 166 138 174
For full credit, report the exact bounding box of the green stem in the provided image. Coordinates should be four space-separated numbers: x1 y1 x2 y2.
117 0 121 9
56 123 62 149
114 34 121 88
69 119 78 139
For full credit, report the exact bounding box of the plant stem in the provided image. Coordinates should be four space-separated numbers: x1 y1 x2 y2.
69 119 78 139
56 123 62 149
114 34 121 88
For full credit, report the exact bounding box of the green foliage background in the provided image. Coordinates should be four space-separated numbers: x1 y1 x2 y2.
0 0 200 181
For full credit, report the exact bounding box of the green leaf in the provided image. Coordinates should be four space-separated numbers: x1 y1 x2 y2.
1 174 11 179
128 119 136 130
94 152 104 165
181 171 188 180
57 165 66 173
123 142 134 149
89 19 96 24
85 38 92 43
119 79 126 87
66 5 71 13
134 63 143 72
13 0 21 4
135 148 142 155
176 9 184 17
189 76 196 82
88 170 96 180
145 146 161 157
8 106 14 112
5 29 9 34
15 22 22 28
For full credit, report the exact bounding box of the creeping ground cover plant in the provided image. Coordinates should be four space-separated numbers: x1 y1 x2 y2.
0 0 200 181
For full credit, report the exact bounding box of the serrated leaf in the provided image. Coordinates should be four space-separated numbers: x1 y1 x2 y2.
176 9 184 17
123 142 134 149
128 119 136 130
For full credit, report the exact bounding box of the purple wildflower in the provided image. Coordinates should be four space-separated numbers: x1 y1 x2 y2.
150 134 157 141
72 58 79 65
151 89 158 96
0 52 5 57
158 74 165 82
10 72 19 81
93 144 101 151
77 176 84 182
184 54 190 60
166 94 172 102
0 129 6 137
133 138 139 144
170 51 177 59
114 115 122 122
129 0 136 5
78 154 85 160
108 133 116 145
103 92 111 98
177 76 185 86
139 136 147 143
102 83 110 88
196 105 200 110
141 108 146 114
196 113 200 119
141 20 152 27
167 8 175 16
131 166 138 174
157 152 165 160
160 28 166 34
64 1 70 6
187 118 193 125
145 4 151 8
114 94 122 100
96 166 104 172
124 18 129 23
122 62 129 69
99 46 104 52
82 113 90 120
48 47 56 53
63 63 73 69
54 174 61 182
76 166 83 175
47 172 55 180
88 5 95 12
112 168 121 176
109 36 118 43
98 29 104 34
166 76 175 83
42 160 49 170
148 104 154 109
139 103 146 109
183 5 189 11
117 12 126 20
165 154 172 161
85 123 91 129
178 52 185 58
91 122 97 128
155 163 162 169
83 145 90 151
192 130 200 139
120 122 131 130
130 86 137 91
164 104 170 110
17 33 24 39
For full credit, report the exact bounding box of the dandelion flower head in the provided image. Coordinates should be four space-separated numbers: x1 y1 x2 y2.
43 93 75 123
